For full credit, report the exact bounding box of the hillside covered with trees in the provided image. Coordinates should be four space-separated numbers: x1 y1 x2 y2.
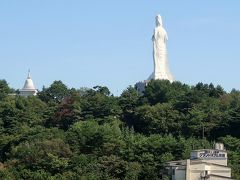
0 79 240 179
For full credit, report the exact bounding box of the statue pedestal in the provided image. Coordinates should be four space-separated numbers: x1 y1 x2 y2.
135 80 149 94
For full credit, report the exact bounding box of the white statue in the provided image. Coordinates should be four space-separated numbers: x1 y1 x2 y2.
148 15 173 82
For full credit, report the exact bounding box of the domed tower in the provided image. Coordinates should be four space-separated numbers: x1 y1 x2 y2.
19 70 38 97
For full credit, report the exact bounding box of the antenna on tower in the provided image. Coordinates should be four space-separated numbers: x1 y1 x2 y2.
27 69 31 79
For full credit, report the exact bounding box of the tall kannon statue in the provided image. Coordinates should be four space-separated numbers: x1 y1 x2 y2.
148 15 173 82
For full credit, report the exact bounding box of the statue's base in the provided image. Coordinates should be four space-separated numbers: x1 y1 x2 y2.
135 80 149 94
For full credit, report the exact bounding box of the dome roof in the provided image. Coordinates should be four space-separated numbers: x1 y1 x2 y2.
22 71 36 90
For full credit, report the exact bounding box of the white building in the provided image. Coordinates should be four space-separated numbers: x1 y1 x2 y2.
19 71 37 97
166 143 233 180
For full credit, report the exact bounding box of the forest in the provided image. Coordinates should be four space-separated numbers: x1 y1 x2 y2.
0 79 239 179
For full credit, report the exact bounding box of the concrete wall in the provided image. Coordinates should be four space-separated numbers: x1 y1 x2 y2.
189 163 231 180
170 161 232 180
174 169 186 180
19 90 37 97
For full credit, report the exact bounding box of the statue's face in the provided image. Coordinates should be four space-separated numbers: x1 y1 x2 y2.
156 15 162 27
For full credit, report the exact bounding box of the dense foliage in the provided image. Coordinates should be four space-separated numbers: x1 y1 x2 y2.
0 79 239 179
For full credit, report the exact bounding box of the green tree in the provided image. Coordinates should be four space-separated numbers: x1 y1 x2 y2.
45 95 82 130
67 120 124 156
133 103 183 135
144 80 190 105
219 136 240 179
119 86 140 127
10 139 71 172
38 81 70 103
80 87 121 119
0 80 11 100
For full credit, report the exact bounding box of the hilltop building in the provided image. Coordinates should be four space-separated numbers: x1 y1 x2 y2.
166 143 233 180
19 70 37 97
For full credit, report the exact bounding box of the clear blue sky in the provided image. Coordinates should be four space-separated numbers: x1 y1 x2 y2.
1 1 240 95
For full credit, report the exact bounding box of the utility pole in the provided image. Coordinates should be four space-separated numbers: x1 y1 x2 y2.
202 125 205 140
202 124 205 149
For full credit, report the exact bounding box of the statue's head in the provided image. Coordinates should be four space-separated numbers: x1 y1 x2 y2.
156 15 163 27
